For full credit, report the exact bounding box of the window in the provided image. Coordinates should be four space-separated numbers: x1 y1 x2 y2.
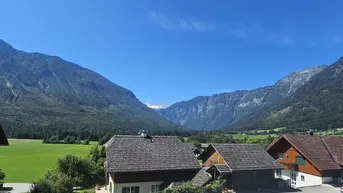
122 187 139 193
301 175 305 181
151 185 160 193
291 172 297 185
278 153 283 160
296 156 305 165
276 170 282 177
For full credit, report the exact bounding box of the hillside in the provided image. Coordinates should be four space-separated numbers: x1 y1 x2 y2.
0 39 178 138
160 65 326 130
253 57 343 130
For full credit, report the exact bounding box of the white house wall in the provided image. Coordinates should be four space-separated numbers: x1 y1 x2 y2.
277 170 327 188
108 174 115 193
293 171 322 188
111 180 163 193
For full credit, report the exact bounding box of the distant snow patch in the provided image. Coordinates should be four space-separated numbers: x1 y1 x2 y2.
146 103 167 109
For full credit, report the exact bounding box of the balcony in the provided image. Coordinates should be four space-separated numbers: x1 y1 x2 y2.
277 160 299 171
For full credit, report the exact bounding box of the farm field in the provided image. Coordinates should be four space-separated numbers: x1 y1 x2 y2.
0 139 96 183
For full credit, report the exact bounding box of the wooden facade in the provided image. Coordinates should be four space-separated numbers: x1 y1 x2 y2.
200 144 280 191
203 151 225 167
268 137 321 176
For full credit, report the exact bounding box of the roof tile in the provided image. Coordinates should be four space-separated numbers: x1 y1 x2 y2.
105 135 201 173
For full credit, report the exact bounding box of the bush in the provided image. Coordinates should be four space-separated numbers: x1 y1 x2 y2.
163 180 225 193
30 170 74 193
163 183 203 193
56 155 98 188
83 137 90 145
30 146 106 193
98 133 111 145
0 169 5 186
193 141 202 148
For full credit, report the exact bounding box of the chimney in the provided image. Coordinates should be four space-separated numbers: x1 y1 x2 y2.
308 129 315 136
138 129 148 138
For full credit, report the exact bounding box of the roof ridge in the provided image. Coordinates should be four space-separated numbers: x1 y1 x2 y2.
111 135 178 138
212 143 260 146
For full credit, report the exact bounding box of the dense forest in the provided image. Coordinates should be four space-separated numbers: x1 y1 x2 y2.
232 57 343 131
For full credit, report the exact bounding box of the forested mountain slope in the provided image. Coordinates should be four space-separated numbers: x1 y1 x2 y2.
0 39 178 138
250 57 343 130
160 65 326 130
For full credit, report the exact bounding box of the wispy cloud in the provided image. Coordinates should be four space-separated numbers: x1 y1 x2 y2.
148 12 216 32
228 23 293 45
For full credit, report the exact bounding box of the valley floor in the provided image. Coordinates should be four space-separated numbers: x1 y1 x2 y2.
0 139 95 182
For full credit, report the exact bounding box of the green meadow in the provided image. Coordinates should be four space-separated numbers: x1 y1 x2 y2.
0 139 95 183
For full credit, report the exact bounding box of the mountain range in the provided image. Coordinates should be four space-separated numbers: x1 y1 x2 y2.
1 38 343 134
159 64 330 130
0 39 178 137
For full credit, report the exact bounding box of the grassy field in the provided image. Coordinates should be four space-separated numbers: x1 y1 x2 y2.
230 134 269 140
0 139 96 183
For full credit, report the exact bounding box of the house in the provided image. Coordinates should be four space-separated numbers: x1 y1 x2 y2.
104 135 201 193
198 144 282 191
186 143 204 157
266 135 343 188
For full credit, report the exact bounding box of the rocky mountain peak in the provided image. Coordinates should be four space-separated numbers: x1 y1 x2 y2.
160 65 328 130
276 65 327 86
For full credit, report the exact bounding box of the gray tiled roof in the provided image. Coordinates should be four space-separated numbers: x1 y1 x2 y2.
212 144 282 171
105 135 201 173
213 164 232 174
191 168 212 187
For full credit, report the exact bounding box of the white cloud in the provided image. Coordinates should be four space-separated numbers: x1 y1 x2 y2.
146 103 167 109
228 23 294 45
148 12 215 32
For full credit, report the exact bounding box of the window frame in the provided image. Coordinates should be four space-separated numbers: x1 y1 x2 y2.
276 170 282 177
122 186 139 193
278 153 283 161
301 175 305 181
151 185 160 193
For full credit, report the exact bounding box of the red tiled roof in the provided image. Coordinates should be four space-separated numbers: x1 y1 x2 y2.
321 136 343 166
267 135 343 171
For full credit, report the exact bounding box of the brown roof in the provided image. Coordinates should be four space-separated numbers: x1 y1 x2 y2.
322 136 343 166
267 135 343 171
105 135 201 173
201 144 282 172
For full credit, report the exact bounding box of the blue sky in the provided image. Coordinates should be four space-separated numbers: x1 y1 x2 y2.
1 1 343 107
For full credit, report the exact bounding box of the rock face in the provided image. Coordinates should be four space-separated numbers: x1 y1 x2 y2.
160 65 327 130
258 57 343 130
0 124 8 145
0 39 177 134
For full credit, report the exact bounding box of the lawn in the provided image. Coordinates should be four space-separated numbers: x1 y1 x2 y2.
0 139 96 183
